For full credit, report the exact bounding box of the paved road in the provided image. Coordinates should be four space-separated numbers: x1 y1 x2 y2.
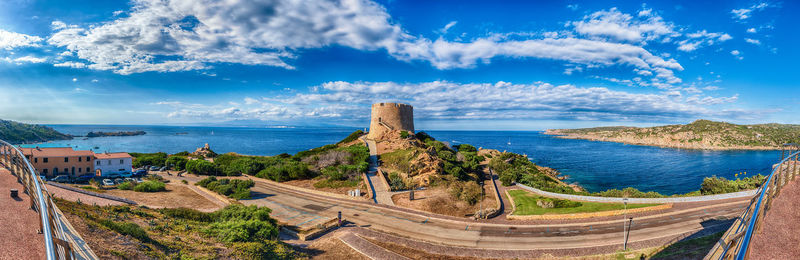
247 176 748 252
362 138 393 205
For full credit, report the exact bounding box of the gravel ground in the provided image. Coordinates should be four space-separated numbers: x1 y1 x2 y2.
45 184 125 206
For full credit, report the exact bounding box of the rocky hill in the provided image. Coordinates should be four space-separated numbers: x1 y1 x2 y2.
546 119 800 150
0 119 72 144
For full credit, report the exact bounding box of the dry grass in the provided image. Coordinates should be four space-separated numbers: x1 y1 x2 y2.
391 184 497 218
104 183 222 212
283 178 368 196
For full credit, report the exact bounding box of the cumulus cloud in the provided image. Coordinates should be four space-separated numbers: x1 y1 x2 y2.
41 0 687 86
677 30 732 52
731 2 776 20
11 56 47 63
744 38 761 45
568 7 678 43
0 29 43 50
161 81 752 122
747 28 757 33
53 61 87 68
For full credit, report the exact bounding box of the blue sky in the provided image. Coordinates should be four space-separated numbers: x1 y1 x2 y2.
0 0 797 130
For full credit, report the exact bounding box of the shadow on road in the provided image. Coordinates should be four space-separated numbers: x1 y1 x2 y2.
649 217 733 259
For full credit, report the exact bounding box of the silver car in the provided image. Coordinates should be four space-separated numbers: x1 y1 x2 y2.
102 179 114 186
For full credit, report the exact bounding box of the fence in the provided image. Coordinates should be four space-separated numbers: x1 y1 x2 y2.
704 150 799 260
1 140 76 259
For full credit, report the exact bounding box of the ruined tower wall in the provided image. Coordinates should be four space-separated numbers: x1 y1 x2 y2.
367 103 414 139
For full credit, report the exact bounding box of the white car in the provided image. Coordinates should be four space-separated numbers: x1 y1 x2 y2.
102 179 115 186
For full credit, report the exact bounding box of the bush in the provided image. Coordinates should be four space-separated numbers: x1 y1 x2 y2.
134 180 166 192
337 130 365 144
454 144 477 153
186 159 219 175
197 177 255 199
449 181 483 205
98 219 151 243
400 131 410 139
205 205 279 243
165 156 188 171
160 208 212 222
118 181 134 190
700 175 765 195
388 172 407 191
414 131 434 142
131 152 168 168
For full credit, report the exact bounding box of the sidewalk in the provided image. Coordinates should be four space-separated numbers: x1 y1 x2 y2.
0 168 46 260
748 178 800 259
363 138 394 205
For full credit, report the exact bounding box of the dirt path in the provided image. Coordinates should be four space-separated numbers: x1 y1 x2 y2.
0 169 46 260
748 178 800 259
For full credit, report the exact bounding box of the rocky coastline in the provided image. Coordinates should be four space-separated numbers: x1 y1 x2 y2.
544 129 781 151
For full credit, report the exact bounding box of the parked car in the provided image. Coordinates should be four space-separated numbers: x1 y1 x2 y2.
119 172 133 178
101 179 114 186
105 173 121 179
114 178 124 185
135 178 144 183
51 175 71 183
149 166 160 171
124 177 136 183
132 169 147 177
158 166 167 172
73 175 94 184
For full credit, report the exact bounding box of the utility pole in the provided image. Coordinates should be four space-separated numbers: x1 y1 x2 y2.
624 217 634 250
622 197 628 251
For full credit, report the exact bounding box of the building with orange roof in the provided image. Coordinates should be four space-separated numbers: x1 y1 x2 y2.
19 147 95 178
93 152 133 176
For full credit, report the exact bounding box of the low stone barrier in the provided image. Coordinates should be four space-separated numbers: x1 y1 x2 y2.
515 183 757 204
243 174 368 202
362 172 374 200
46 182 137 205
484 170 503 219
195 185 235 205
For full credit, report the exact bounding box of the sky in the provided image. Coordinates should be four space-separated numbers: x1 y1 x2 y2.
0 0 797 130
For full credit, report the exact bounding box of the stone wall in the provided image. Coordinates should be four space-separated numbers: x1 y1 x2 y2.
367 102 414 140
515 183 757 203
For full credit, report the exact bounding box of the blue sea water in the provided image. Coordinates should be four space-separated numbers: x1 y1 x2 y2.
30 125 778 195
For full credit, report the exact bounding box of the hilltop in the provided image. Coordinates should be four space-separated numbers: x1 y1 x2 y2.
0 119 72 144
546 119 800 150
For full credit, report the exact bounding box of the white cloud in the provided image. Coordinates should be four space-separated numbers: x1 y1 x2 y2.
12 56 47 63
91 79 99 83
53 61 87 68
244 97 259 105
732 2 776 20
440 21 457 34
72 78 77 82
677 30 732 52
0 29 43 50
747 28 757 33
744 38 761 45
730 50 744 60
160 81 756 122
567 4 579 11
568 7 678 43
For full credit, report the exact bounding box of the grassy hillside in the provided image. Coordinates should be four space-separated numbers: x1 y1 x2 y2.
547 119 800 150
0 119 72 144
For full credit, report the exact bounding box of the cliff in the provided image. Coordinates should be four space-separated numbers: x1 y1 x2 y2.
546 119 800 150
0 119 72 144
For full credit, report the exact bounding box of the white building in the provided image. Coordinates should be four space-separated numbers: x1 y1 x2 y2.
93 152 133 176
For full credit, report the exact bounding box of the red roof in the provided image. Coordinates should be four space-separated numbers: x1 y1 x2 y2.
19 147 94 157
93 152 132 159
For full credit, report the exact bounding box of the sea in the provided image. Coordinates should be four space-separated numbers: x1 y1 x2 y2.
26 125 779 195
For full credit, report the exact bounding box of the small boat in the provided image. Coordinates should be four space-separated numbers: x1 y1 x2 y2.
507 138 511 145
93 146 99 149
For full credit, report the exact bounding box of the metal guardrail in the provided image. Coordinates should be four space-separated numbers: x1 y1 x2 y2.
704 150 800 260
1 140 74 260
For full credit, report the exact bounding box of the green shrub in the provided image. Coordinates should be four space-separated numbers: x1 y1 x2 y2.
159 208 212 222
186 159 219 175
131 152 168 168
205 205 279 243
134 180 166 192
98 219 151 243
700 175 765 195
231 241 295 260
448 181 482 205
196 177 255 199
118 181 134 190
165 156 188 170
400 131 410 139
388 172 407 191
337 130 365 144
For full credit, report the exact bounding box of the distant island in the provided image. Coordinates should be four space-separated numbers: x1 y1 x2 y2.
84 131 146 137
0 119 72 144
545 119 800 150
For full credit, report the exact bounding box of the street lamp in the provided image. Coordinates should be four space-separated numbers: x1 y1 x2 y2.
622 197 629 251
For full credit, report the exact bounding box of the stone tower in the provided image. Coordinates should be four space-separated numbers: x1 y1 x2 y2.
367 102 414 140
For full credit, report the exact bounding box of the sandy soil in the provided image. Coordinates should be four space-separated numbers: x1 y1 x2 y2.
283 178 368 197
295 232 370 260
104 183 222 212
391 184 497 218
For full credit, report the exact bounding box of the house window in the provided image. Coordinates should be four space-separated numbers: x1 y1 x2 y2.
43 158 48 163
43 169 48 174
78 168 82 173
79 157 82 162
86 167 90 173
34 158 38 163
118 169 124 172
64 157 69 163
96 161 101 166
107 160 111 165
120 159 124 164
86 156 91 161
63 168 68 173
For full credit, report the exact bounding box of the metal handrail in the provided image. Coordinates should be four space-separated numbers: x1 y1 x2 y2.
705 150 800 259
0 140 68 259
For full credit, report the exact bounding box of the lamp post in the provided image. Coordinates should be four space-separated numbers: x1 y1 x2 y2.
622 197 629 251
